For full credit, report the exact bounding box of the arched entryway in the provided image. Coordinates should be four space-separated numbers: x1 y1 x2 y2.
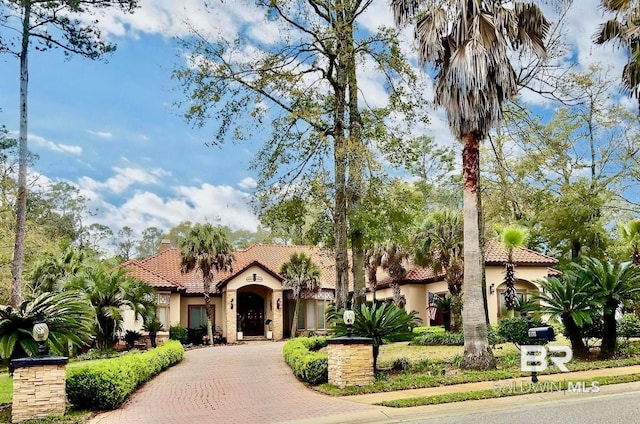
238 292 265 336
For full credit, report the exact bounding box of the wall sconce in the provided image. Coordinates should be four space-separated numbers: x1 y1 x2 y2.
252 273 257 281
230 298 234 310
489 284 495 295
276 298 281 309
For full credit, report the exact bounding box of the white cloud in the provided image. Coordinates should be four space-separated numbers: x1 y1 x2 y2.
238 177 257 190
27 133 82 155
86 130 113 139
78 166 172 194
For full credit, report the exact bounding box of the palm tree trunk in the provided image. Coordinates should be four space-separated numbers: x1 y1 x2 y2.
450 294 462 333
11 2 31 308
601 299 618 358
563 313 588 359
291 298 300 336
461 132 495 370
203 276 213 345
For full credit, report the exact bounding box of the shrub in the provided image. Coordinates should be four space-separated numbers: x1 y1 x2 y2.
392 357 411 371
498 317 542 346
282 337 328 385
618 314 640 344
123 330 142 349
412 326 445 335
169 325 189 344
66 340 184 409
411 332 464 346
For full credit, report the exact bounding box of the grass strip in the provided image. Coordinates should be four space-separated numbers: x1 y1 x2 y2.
376 373 640 407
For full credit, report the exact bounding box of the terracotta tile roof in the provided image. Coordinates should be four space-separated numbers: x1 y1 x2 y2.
122 244 336 295
484 239 558 266
374 239 557 289
121 260 185 291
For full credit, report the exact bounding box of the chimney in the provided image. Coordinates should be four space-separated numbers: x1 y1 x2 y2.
158 239 172 253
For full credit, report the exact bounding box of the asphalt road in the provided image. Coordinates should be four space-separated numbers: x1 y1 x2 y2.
291 381 640 424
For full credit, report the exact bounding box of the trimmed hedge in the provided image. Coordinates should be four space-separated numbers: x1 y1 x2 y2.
413 326 445 335
282 337 328 385
66 340 184 409
412 327 502 346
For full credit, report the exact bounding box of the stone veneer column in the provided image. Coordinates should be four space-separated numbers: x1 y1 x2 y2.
272 289 283 341
327 337 374 388
11 356 68 423
226 289 237 343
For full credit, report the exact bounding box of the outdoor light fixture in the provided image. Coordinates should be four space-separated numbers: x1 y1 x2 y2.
276 298 281 309
343 309 355 337
230 298 234 310
32 312 49 357
489 284 495 295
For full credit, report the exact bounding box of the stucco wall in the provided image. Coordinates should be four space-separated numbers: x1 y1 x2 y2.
485 265 546 325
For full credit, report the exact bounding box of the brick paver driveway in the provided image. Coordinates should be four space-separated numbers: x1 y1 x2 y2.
90 341 378 424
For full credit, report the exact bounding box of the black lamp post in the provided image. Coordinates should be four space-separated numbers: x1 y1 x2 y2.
32 312 49 357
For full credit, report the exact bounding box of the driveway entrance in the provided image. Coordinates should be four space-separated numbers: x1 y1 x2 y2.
90 342 377 424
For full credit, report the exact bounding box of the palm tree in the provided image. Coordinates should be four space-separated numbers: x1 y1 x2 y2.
380 241 409 306
66 266 156 349
579 257 640 358
29 245 91 294
280 252 321 336
595 0 640 108
528 272 598 359
391 0 549 370
0 291 93 363
619 220 640 265
179 224 234 346
414 209 463 332
497 225 529 318
365 243 385 302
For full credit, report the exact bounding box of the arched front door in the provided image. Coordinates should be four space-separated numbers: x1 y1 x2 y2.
238 292 265 336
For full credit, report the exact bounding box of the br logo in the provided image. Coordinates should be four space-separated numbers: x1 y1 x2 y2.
520 345 573 372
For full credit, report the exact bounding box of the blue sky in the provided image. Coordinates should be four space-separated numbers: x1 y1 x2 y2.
0 0 630 245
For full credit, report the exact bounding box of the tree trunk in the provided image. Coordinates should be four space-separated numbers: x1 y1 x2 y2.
291 298 300 336
391 281 401 305
333 4 349 311
11 2 31 308
601 299 618 359
345 12 365 309
450 294 462 333
461 132 496 370
372 343 380 374
203 276 213 345
563 313 589 359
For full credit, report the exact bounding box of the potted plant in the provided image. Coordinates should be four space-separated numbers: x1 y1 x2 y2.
265 319 273 339
237 314 245 341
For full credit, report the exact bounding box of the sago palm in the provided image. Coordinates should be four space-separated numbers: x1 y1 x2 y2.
0 291 93 363
578 257 640 358
391 0 549 370
179 224 234 345
280 252 321 336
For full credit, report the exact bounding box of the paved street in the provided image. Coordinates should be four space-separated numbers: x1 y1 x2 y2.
90 342 378 424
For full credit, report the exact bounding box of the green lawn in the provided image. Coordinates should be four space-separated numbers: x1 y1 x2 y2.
0 373 11 405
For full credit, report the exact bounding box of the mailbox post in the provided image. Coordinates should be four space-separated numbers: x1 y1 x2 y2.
527 326 556 382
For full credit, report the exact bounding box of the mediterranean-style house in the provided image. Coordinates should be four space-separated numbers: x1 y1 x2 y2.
122 239 558 342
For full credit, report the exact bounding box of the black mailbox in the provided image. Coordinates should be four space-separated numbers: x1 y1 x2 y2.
528 326 555 341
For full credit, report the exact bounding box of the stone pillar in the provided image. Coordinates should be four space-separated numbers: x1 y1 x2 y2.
11 356 68 423
226 289 237 343
327 337 374 388
273 289 284 341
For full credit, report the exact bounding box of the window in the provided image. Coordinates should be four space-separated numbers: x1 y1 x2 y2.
295 299 329 331
189 305 210 329
499 291 526 317
157 293 170 329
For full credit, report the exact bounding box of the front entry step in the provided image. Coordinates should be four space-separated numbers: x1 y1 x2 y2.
242 336 270 341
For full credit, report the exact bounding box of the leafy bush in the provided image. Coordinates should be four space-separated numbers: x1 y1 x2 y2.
282 337 328 385
392 357 410 371
412 326 445 335
412 332 464 346
66 340 184 409
123 330 142 349
498 317 542 346
618 314 640 344
169 325 188 344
